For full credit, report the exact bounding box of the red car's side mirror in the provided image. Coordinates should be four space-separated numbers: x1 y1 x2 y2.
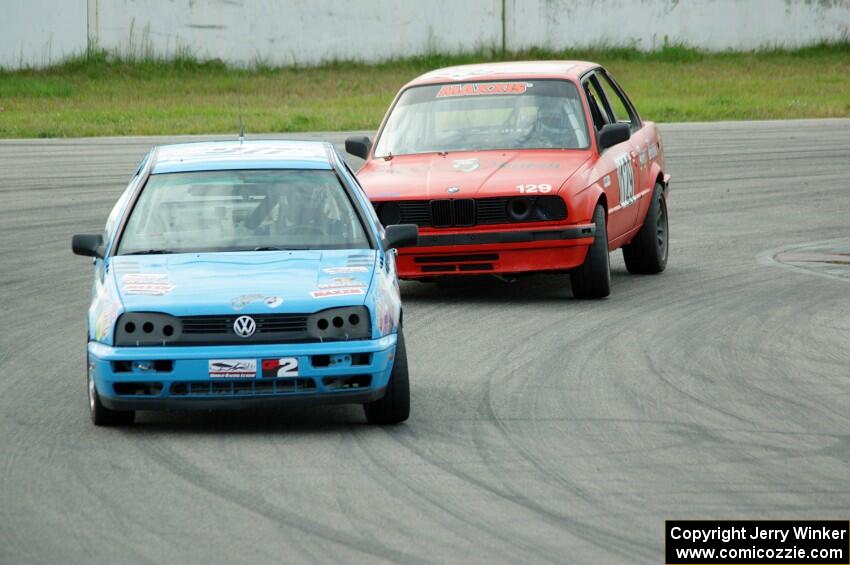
599 123 631 151
345 136 372 160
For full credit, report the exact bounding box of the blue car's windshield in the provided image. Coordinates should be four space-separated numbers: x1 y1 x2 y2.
117 169 370 254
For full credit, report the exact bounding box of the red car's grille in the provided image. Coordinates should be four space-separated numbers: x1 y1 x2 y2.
477 198 512 224
375 196 565 228
414 253 499 273
428 199 475 227
431 199 455 227
452 199 476 226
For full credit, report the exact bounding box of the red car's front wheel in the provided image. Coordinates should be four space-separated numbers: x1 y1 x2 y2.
570 204 611 299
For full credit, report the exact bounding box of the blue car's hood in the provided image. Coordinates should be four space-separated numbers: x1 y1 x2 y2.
110 250 376 316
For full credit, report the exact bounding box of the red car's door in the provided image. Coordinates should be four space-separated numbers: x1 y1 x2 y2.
582 73 640 240
596 70 654 216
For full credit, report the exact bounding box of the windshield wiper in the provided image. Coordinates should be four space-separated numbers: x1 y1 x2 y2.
211 246 297 252
121 249 177 255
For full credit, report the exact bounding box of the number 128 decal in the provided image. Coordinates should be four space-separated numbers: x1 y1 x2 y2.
614 154 635 208
516 183 552 193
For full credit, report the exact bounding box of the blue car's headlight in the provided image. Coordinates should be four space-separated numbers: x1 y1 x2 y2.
114 312 182 346
113 307 371 346
307 306 370 340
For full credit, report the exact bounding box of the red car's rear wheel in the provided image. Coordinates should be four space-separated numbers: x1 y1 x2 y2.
623 183 669 274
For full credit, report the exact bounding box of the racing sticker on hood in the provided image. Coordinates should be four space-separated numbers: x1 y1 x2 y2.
452 158 480 173
374 271 401 336
231 294 283 310
310 287 366 299
436 82 528 98
94 301 119 342
317 277 367 289
121 273 175 296
323 266 369 274
346 254 374 266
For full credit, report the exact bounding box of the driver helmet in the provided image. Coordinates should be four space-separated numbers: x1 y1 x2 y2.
536 97 569 135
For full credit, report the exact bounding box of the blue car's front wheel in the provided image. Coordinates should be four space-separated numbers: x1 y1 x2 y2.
363 328 410 425
87 350 135 427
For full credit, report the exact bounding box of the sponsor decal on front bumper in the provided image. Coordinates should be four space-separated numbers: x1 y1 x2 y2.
208 359 257 378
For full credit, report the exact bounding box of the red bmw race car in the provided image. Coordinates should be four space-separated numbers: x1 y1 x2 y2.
347 61 670 298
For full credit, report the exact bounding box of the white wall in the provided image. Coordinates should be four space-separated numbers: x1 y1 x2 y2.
508 0 850 51
93 0 502 66
1 0 88 68
2 0 849 69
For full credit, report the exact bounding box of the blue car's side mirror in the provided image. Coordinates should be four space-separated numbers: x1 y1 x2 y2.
72 234 105 258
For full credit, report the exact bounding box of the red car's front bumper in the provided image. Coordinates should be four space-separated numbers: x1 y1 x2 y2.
396 223 596 278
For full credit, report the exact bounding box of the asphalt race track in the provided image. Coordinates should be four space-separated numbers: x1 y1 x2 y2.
2 119 849 564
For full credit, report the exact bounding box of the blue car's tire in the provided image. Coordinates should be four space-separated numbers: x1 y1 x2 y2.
364 327 410 425
87 352 135 426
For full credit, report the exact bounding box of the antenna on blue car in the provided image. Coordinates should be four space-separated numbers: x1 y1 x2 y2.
237 76 245 144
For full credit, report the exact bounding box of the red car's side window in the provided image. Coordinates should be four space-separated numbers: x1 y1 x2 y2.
583 77 611 133
596 72 641 131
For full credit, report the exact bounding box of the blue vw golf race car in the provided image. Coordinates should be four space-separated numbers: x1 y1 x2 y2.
72 140 418 426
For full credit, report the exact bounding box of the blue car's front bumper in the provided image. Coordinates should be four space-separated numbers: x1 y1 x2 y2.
88 334 397 411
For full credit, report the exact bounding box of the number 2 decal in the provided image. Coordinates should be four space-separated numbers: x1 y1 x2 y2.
614 154 635 207
276 358 298 377
261 357 299 378
516 183 552 194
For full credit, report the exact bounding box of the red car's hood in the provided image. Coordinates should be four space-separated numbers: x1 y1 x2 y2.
357 150 591 199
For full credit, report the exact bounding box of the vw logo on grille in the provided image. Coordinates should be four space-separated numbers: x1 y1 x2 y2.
233 315 256 338
447 186 460 194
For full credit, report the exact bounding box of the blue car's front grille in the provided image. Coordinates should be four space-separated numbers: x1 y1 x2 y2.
166 314 311 346
165 375 373 397
170 378 317 397
181 314 308 334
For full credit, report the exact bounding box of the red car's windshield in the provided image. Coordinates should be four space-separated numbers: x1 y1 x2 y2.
373 79 590 157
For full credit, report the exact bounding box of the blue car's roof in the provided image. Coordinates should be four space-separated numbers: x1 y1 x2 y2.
152 140 334 174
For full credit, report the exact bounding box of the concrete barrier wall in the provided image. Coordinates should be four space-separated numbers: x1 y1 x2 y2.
91 0 502 66
1 0 88 68
3 0 849 69
508 0 850 51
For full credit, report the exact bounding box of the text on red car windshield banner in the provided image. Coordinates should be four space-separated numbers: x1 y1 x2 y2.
436 82 528 98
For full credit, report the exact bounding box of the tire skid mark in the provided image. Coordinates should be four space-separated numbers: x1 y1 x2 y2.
651 276 850 431
327 431 467 564
474 306 660 558
328 434 444 562
386 424 655 562
137 438 430 565
347 427 563 563
476 329 601 509
5 123 850 563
